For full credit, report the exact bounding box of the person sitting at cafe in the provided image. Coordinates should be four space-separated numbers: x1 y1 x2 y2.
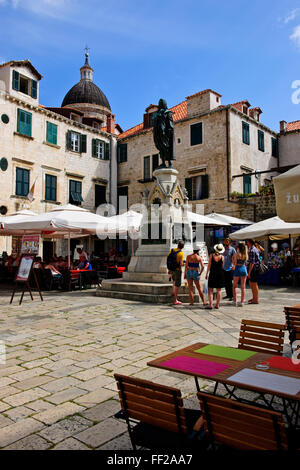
44 261 62 279
81 259 93 270
76 248 89 269
33 257 43 269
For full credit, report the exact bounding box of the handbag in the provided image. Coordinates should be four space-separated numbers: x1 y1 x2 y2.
258 262 268 274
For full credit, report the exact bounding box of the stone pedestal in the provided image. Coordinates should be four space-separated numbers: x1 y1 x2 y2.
97 167 198 303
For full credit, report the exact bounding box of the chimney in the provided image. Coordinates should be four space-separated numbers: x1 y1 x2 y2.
280 120 287 133
106 114 115 134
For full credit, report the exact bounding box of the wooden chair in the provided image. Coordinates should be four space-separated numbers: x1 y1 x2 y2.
213 319 285 398
197 391 288 450
284 306 300 347
238 319 285 355
114 373 203 450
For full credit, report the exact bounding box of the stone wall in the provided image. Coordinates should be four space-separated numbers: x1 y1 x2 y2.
237 194 276 222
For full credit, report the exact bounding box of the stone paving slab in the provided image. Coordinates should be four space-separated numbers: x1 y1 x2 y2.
0 285 298 449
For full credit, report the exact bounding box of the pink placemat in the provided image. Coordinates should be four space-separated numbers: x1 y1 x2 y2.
159 355 231 376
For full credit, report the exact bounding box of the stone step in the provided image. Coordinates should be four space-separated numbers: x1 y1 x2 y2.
101 279 192 295
123 272 170 283
96 287 199 304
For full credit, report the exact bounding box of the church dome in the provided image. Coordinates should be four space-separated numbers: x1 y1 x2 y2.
61 51 111 110
61 80 111 109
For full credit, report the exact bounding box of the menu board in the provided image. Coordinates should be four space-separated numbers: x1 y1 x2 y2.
21 235 40 255
16 255 34 282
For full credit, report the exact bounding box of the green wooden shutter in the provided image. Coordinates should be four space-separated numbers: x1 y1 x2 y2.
118 143 127 162
80 134 87 153
242 122 250 145
105 142 110 160
243 175 251 194
17 109 31 136
46 122 57 145
258 130 264 151
152 154 159 172
92 139 96 157
201 174 209 199
185 177 193 200
272 137 278 158
66 131 72 150
12 70 19 91
31 80 37 98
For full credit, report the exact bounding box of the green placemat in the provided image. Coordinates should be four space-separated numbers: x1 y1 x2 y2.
194 345 257 361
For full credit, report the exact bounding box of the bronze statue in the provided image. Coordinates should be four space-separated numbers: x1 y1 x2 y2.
153 98 175 168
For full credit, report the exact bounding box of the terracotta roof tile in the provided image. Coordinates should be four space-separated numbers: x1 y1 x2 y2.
118 101 188 139
287 120 300 131
186 89 222 99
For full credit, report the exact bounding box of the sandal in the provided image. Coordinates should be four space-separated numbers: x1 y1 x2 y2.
248 300 259 304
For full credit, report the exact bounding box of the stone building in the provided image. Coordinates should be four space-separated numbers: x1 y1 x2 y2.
0 53 119 256
117 90 279 219
278 119 300 167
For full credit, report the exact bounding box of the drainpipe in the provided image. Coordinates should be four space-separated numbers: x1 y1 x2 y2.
226 107 257 222
109 135 112 205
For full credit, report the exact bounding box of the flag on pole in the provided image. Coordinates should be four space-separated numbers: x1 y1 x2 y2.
27 178 37 203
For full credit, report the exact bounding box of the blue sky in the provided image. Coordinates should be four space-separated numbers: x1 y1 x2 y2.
1 0 300 132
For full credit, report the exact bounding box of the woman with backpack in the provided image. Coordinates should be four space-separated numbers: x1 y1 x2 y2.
184 243 207 306
167 241 185 305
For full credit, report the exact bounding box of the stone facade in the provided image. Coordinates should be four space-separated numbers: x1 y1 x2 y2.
0 59 118 255
278 120 300 167
118 90 278 220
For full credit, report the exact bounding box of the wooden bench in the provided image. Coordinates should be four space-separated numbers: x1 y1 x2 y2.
284 306 300 347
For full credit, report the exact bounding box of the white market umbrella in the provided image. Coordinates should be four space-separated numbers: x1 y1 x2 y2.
187 211 228 226
273 165 300 222
206 212 252 225
229 216 300 241
103 210 143 234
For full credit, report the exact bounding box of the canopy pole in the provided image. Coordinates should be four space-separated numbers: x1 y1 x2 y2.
68 232 71 268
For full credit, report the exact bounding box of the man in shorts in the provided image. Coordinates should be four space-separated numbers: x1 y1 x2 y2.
169 241 185 305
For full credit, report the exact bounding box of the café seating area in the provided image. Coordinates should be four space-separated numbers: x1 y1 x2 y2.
114 308 300 451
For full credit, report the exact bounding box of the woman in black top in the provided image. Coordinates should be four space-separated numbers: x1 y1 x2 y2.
205 244 225 309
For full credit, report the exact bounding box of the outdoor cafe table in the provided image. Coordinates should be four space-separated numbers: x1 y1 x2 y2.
147 342 300 427
70 269 95 290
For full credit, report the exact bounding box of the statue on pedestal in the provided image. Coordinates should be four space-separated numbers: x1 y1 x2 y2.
153 99 176 168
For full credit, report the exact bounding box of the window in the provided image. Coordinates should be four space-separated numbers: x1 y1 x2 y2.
190 122 203 146
17 109 32 137
144 156 151 180
185 174 209 200
16 168 29 197
152 154 159 172
271 137 278 158
69 180 83 205
12 70 37 98
66 131 86 153
45 174 57 202
46 122 58 145
95 185 107 208
92 139 109 160
242 121 250 145
148 112 155 127
117 186 128 212
258 130 265 152
243 174 252 195
118 143 127 163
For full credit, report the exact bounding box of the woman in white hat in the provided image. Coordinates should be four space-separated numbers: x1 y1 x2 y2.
184 243 207 306
205 243 225 309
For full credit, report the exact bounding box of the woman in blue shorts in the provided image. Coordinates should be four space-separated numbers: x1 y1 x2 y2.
184 244 207 306
232 242 248 307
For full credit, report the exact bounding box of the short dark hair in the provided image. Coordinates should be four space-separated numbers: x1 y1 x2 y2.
178 241 184 249
247 239 255 246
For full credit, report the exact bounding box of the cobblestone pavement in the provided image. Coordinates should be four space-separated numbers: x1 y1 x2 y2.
0 284 298 450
